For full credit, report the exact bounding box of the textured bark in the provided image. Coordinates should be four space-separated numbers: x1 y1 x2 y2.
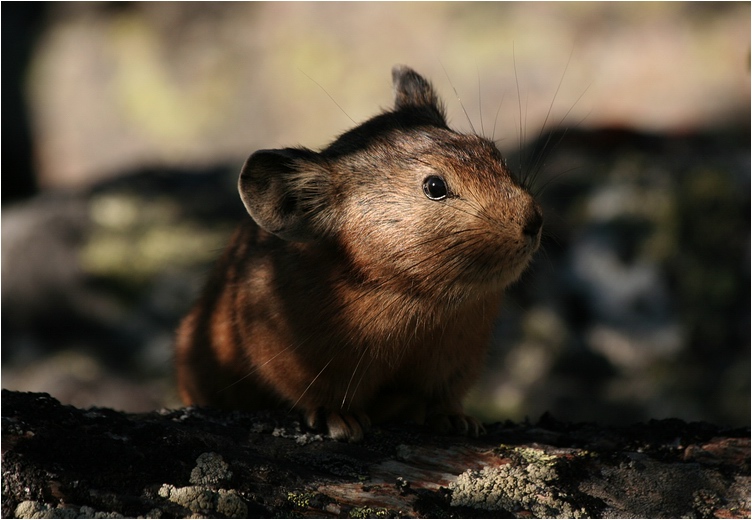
2 390 749 519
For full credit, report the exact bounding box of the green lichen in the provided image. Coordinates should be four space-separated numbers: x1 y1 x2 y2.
286 491 316 509
693 489 722 517
450 460 588 519
348 506 390 518
511 446 560 466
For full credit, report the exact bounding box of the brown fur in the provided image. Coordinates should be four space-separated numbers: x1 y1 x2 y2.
175 65 543 441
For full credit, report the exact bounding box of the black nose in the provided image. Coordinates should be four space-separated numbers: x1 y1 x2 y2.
523 206 543 237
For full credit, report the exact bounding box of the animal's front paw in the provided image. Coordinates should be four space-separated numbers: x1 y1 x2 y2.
305 408 372 443
426 412 486 437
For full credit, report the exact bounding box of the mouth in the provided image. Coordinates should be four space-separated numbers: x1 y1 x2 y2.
460 241 538 292
526 229 542 254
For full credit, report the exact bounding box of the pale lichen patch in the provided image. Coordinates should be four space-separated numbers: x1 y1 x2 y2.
189 452 232 486
215 489 249 517
272 425 325 445
158 484 248 518
14 500 124 519
449 460 588 518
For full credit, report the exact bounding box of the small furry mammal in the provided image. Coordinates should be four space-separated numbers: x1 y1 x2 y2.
175 65 542 442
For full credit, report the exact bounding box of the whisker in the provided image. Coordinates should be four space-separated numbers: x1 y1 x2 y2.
508 46 590 194
534 165 582 197
341 345 372 409
345 352 379 412
491 90 505 143
523 53 571 188
219 326 319 393
477 65 485 138
439 60 476 135
298 68 355 124
513 43 526 180
289 356 335 412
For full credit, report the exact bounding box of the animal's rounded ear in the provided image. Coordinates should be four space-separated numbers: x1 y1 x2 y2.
238 148 329 242
391 65 447 124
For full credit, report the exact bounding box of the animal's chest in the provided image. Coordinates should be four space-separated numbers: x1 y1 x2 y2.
383 296 501 387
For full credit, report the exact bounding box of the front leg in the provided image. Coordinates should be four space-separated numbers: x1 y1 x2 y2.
425 405 486 437
423 366 488 437
304 408 372 443
366 388 486 437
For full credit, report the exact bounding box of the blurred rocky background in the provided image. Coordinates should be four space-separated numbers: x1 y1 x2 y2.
2 2 749 427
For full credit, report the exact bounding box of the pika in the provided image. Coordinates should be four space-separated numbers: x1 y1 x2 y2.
175 65 542 442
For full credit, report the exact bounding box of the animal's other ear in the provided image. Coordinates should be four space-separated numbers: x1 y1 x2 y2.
238 148 329 242
391 65 446 124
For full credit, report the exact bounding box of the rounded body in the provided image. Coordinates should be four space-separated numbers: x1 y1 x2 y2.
175 66 542 441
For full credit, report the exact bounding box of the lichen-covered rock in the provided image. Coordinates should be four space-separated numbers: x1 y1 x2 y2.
189 452 232 486
14 500 125 519
450 460 587 518
2 391 749 519
158 484 248 518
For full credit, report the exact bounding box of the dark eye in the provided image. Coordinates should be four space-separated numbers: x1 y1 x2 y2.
423 176 448 200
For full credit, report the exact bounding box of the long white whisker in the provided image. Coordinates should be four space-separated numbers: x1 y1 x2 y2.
439 60 476 134
492 90 505 143
346 353 379 412
341 346 372 409
298 68 355 124
477 65 485 137
289 357 335 412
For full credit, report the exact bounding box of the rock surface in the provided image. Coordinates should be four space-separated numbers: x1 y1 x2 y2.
3 390 749 519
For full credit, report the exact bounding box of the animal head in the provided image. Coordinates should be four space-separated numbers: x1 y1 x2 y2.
239 65 542 295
